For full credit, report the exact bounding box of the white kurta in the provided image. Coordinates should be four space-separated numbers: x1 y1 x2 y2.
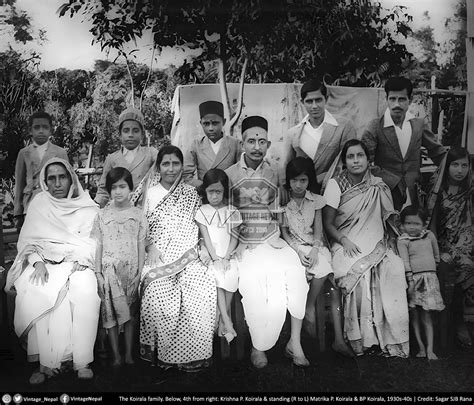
238 243 308 351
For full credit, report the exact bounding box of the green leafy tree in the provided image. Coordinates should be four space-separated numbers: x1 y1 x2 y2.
59 0 413 135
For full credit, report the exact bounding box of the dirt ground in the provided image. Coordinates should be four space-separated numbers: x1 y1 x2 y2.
1 243 474 395
1 315 474 394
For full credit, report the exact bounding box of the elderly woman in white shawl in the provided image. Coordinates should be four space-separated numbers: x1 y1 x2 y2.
5 157 100 384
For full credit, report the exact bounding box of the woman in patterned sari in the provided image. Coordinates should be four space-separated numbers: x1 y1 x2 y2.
322 139 409 357
425 146 473 347
132 145 216 371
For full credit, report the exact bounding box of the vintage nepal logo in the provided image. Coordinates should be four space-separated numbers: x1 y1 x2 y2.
230 177 282 243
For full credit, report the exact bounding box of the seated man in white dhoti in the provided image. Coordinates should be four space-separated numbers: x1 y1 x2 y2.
5 157 100 384
226 116 309 369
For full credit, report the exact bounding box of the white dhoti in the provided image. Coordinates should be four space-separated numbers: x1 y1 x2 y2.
14 262 100 370
238 242 308 351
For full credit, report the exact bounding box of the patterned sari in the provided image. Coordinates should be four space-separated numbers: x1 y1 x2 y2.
426 155 474 321
132 170 216 370
329 170 409 357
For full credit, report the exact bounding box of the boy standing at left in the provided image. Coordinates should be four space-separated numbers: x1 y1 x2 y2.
14 111 68 230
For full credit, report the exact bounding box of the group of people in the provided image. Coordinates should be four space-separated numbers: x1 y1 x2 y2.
4 76 472 385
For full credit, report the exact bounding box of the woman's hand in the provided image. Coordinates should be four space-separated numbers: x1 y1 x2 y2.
147 245 163 266
29 262 49 286
341 236 361 258
199 246 212 266
441 252 453 264
72 262 88 272
307 247 319 267
95 273 106 297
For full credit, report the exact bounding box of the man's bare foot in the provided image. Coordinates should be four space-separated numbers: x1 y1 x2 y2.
124 355 135 365
415 349 426 358
250 348 268 369
427 351 438 360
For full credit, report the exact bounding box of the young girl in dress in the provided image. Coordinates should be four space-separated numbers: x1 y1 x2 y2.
281 157 352 357
195 169 242 343
92 167 147 366
397 205 445 360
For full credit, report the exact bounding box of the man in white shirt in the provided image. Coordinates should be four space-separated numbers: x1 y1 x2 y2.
285 79 357 190
362 77 447 210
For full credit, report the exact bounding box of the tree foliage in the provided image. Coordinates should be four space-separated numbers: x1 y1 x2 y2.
59 0 413 87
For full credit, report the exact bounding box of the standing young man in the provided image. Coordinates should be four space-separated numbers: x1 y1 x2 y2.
285 79 357 188
183 100 241 188
361 76 447 210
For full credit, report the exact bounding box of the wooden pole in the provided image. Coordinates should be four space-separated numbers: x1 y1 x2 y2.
465 0 474 152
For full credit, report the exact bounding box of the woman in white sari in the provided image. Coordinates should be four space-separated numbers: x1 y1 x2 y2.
322 139 409 357
5 158 100 384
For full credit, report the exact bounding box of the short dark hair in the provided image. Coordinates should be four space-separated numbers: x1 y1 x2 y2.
29 111 53 128
384 77 414 99
400 205 428 224
300 78 327 101
198 168 230 204
156 145 184 167
341 139 370 166
285 157 319 193
105 167 133 194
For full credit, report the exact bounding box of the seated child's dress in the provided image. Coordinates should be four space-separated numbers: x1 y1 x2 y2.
284 191 332 278
397 230 445 311
92 203 147 328
195 204 242 292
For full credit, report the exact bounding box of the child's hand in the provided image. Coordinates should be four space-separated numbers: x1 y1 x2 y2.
307 247 319 267
297 250 311 267
213 259 225 273
222 258 231 272
441 252 453 264
147 245 163 266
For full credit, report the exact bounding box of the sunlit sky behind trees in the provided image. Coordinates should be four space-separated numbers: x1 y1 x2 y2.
0 0 460 72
